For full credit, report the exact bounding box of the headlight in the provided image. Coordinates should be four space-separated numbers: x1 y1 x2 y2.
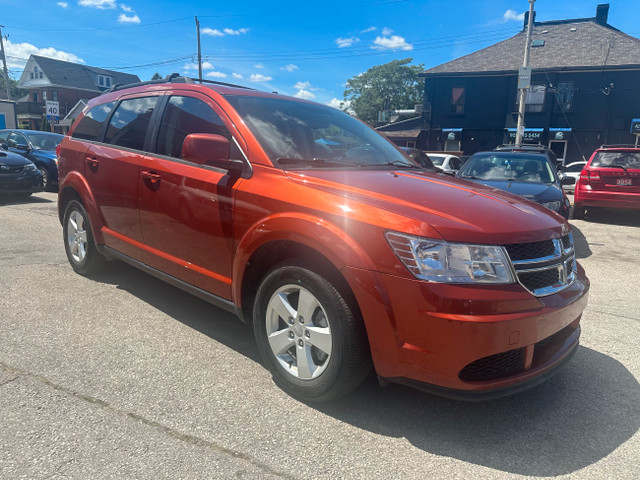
22 163 37 174
385 231 515 284
540 201 561 212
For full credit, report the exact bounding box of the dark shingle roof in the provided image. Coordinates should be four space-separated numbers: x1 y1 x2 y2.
424 19 640 75
32 55 140 91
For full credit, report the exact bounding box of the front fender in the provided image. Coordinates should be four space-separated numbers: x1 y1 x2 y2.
59 171 105 244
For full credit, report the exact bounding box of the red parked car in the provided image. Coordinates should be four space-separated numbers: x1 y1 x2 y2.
573 145 640 219
57 75 589 402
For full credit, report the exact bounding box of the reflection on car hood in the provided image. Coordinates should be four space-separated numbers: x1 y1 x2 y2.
465 179 563 203
0 152 32 166
285 169 567 245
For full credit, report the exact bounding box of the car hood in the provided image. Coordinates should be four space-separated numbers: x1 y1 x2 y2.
285 169 568 245
0 151 32 166
463 179 563 203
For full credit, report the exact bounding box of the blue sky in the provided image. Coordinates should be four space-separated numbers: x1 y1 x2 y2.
1 0 638 107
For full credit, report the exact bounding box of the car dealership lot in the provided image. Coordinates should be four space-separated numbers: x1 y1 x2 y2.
1 192 639 479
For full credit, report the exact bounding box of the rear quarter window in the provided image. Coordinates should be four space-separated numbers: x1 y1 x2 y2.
71 102 116 141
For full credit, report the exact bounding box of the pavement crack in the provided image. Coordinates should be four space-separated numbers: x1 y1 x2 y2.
0 375 19 387
0 361 296 479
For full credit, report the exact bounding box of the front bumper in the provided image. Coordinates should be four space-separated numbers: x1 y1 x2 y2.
343 265 589 398
0 173 44 194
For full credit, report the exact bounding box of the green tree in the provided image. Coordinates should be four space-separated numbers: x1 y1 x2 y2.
0 76 27 100
151 72 163 80
343 58 424 126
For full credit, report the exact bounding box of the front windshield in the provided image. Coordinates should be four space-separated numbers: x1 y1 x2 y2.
458 153 555 183
25 132 64 150
225 95 415 169
591 151 640 169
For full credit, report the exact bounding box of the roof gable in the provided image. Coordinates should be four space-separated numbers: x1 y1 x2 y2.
18 55 140 91
424 19 640 76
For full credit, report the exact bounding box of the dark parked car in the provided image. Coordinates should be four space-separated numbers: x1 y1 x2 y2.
0 150 43 197
573 145 640 219
399 147 436 170
0 129 64 191
457 151 573 218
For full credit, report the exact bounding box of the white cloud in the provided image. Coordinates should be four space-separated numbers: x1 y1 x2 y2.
294 81 311 90
336 36 359 48
294 89 315 100
202 28 224 37
224 27 249 35
182 61 213 72
381 27 393 36
250 73 272 82
206 71 227 78
360 26 376 33
232 73 243 79
78 0 116 9
5 39 84 69
117 13 140 24
280 64 298 72
57 2 68 7
372 35 413 51
327 98 350 110
254 63 265 69
202 27 249 37
120 3 133 12
503 9 525 22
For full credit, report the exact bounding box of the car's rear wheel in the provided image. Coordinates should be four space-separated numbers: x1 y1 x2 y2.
63 199 107 275
253 264 370 402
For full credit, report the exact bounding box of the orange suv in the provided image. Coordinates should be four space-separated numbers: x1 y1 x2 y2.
57 76 589 402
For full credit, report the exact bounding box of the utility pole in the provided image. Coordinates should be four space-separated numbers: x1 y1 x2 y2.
195 16 202 82
515 0 535 146
0 26 11 100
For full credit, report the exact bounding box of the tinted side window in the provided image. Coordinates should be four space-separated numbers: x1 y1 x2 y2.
105 96 158 150
8 132 28 148
156 96 239 159
71 102 115 141
0 131 9 144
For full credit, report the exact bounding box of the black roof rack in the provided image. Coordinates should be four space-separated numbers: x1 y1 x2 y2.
102 73 254 95
599 144 640 149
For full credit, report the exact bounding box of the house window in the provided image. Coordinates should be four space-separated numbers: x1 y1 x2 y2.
42 91 47 101
517 85 546 112
555 82 574 112
406 141 416 148
33 93 39 103
98 75 113 88
450 87 465 114
52 90 58 101
39 72 43 79
30 72 34 80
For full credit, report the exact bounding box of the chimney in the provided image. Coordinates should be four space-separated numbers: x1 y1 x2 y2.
595 4 609 25
523 10 536 30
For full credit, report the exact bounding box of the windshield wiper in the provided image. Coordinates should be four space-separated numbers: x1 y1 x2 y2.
603 164 629 175
370 161 421 169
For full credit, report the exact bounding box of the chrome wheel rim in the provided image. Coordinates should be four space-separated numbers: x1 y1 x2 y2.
39 168 48 189
265 284 332 380
67 209 88 263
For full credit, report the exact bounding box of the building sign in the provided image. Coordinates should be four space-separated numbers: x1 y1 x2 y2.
631 118 640 135
549 128 572 141
507 128 544 142
442 128 462 141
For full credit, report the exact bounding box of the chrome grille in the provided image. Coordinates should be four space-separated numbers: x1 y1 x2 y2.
505 234 576 297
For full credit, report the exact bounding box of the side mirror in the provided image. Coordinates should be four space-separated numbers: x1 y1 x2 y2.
15 144 30 152
561 176 576 186
182 133 243 175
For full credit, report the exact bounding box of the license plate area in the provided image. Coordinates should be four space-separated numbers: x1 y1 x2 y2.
616 178 632 186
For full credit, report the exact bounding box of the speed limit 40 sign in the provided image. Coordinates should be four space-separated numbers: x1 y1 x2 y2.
46 100 59 120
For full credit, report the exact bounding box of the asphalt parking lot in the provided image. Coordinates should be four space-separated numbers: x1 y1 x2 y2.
1 191 639 479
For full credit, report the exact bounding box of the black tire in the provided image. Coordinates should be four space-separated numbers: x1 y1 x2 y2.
253 265 371 402
572 205 586 220
62 199 107 275
38 167 50 191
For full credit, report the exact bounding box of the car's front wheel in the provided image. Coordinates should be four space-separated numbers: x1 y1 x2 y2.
38 167 50 191
253 265 370 402
63 199 107 275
